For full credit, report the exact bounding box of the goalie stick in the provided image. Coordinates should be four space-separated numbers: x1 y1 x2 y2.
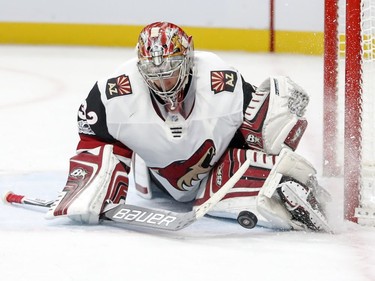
3 191 55 208
3 157 253 231
2 192 196 231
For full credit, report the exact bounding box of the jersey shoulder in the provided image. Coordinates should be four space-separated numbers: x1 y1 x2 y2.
96 58 148 103
83 58 151 130
188 52 245 120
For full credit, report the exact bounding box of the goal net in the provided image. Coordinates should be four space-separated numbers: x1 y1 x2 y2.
324 0 375 226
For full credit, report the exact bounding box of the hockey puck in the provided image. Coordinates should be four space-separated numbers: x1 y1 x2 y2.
237 211 258 229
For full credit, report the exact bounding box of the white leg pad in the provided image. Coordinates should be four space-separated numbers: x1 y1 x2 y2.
206 196 280 228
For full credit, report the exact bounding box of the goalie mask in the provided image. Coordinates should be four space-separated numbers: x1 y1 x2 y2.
137 22 194 112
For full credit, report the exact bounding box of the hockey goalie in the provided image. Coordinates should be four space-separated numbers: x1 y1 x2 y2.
46 21 331 232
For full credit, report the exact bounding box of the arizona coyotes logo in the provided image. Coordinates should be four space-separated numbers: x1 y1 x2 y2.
151 140 216 191
106 75 132 99
211 71 238 94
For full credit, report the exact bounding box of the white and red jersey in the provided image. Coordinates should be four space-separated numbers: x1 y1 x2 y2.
77 51 255 202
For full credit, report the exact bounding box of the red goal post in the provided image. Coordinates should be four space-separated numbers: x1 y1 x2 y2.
324 0 375 225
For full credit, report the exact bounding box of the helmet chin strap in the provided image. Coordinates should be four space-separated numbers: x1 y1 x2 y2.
164 90 183 111
167 99 177 111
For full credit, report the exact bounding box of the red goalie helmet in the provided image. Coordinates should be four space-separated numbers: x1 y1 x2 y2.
137 22 194 110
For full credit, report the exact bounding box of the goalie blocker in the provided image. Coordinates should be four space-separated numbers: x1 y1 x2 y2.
46 145 129 224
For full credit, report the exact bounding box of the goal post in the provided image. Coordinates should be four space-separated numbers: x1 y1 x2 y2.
344 0 362 223
324 0 375 226
323 0 340 178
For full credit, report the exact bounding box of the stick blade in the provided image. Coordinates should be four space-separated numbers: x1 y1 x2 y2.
102 203 197 231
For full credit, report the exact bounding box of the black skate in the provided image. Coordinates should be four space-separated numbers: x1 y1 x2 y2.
277 179 332 232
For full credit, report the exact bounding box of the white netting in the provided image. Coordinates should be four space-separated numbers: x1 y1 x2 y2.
359 0 375 212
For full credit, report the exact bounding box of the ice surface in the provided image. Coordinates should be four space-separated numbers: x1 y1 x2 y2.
0 46 374 281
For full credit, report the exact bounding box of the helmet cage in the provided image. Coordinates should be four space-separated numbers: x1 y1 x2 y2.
138 55 190 106
137 22 194 110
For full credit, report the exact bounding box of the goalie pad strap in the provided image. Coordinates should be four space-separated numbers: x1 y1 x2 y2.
284 119 308 151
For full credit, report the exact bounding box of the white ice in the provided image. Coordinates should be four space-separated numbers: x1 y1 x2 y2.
0 45 374 281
